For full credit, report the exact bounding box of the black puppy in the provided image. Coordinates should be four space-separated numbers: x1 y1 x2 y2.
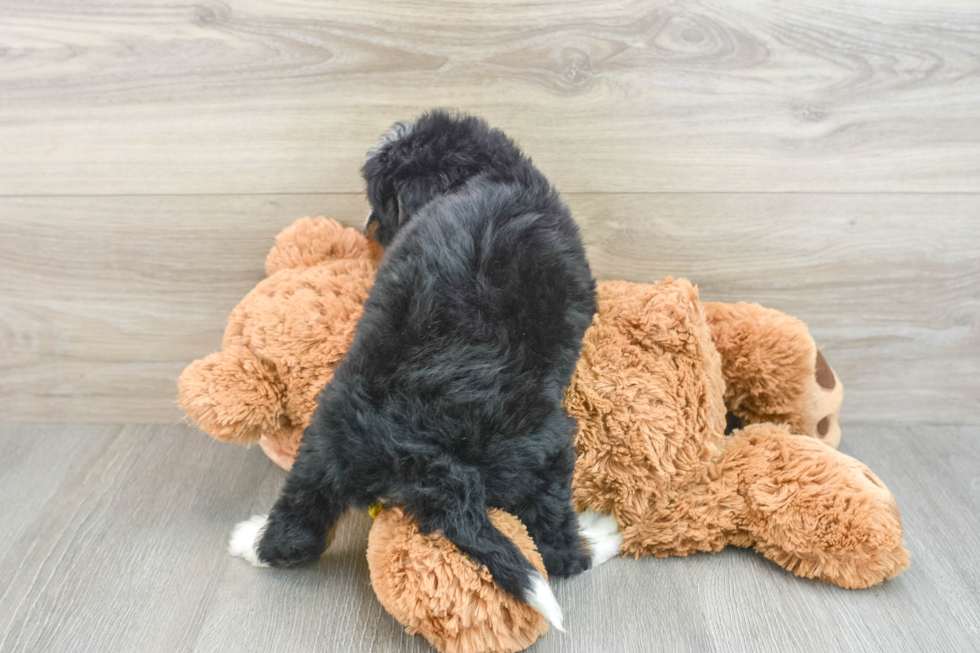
229 110 621 628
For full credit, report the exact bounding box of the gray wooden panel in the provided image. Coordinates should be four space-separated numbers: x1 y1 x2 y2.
0 194 368 423
0 424 977 652
573 193 980 426
1 0 978 195
2 194 978 425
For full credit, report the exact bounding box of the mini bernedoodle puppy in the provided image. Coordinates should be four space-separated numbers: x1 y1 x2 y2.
229 110 621 629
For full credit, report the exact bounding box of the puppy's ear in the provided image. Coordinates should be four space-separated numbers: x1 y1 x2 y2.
363 150 402 246
365 192 399 247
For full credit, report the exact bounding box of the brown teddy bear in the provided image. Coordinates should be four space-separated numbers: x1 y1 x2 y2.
178 217 382 468
179 217 907 653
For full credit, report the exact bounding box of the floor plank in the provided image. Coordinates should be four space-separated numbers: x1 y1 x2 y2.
0 425 271 653
0 424 976 652
1 0 978 194
2 194 977 425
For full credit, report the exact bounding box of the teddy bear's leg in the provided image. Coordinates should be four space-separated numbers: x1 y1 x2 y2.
703 301 844 448
264 216 374 276
722 424 909 589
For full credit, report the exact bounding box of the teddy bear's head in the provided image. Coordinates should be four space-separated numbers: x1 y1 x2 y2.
178 218 379 466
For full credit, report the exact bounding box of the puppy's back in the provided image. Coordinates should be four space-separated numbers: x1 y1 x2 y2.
346 178 595 423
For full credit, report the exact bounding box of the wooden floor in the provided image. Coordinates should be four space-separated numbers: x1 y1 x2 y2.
0 424 977 653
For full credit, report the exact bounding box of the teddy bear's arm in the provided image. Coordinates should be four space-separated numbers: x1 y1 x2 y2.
265 217 376 276
702 301 844 448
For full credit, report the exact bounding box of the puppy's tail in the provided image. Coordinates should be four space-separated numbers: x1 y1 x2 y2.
412 497 563 631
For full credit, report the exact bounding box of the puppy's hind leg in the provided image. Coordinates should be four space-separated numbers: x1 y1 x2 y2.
518 479 622 576
229 451 347 568
515 428 621 577
576 509 622 568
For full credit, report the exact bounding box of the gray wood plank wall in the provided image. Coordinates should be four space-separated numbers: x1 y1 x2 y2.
1 0 978 425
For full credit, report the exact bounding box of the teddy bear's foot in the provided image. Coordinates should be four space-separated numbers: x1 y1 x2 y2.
703 301 844 448
228 514 269 567
799 350 844 448
577 510 622 568
726 424 908 588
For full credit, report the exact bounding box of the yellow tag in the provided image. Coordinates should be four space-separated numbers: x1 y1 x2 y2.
368 502 383 519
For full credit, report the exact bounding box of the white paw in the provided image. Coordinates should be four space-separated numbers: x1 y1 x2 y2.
228 514 269 567
577 510 622 568
526 572 564 632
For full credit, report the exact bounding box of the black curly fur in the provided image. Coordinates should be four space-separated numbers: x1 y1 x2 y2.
255 110 598 605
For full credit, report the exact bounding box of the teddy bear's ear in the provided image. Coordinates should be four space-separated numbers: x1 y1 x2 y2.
177 346 285 444
265 217 373 276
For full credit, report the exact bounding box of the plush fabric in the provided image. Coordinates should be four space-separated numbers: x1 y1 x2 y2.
703 301 844 448
179 217 908 653
565 277 729 558
369 507 549 653
178 218 377 463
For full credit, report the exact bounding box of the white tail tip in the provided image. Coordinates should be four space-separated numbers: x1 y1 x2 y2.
578 510 622 568
526 572 564 632
228 514 269 567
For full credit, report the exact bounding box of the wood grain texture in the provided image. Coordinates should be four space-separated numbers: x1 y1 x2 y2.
0 194 369 423
2 2 976 648
573 193 980 425
1 0 979 194
0 424 977 652
2 194 977 425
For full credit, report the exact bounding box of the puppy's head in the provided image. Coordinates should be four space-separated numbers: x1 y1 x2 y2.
361 109 528 246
